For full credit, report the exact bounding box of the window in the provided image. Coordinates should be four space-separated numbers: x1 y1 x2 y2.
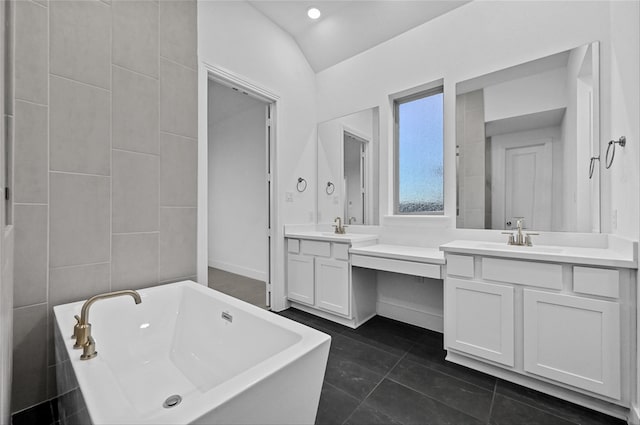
394 87 444 215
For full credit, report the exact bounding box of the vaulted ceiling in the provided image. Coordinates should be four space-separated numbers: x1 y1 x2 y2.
247 1 471 72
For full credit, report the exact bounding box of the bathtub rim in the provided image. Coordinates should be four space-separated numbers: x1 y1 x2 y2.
53 280 331 424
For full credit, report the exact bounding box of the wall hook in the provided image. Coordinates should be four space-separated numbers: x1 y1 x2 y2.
605 136 626 169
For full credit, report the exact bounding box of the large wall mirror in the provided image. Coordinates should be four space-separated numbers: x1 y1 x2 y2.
317 107 380 225
456 41 600 232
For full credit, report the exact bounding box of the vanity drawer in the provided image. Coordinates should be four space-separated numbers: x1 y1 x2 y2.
573 267 619 298
333 243 350 261
301 240 331 257
351 255 441 279
446 254 474 278
482 258 562 290
287 239 300 254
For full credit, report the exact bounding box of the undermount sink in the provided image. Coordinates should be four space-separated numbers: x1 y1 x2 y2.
477 242 565 254
321 232 350 237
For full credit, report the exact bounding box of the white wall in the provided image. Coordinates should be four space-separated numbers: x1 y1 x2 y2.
208 81 267 281
316 0 633 233
606 0 639 239
484 67 567 122
316 0 639 329
198 1 317 310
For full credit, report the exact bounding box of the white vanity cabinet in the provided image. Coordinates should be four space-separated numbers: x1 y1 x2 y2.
315 258 350 315
523 289 621 399
285 235 377 327
445 278 514 367
286 254 315 305
441 249 636 414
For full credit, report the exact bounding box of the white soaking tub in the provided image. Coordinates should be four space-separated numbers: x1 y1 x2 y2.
53 280 330 424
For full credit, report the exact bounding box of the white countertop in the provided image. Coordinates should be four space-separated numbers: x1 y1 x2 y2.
349 244 445 265
284 230 379 244
440 240 638 268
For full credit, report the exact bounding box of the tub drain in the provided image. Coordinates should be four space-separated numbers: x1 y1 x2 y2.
163 395 182 409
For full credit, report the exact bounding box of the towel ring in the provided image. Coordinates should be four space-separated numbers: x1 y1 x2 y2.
296 177 307 193
588 156 599 179
326 182 335 195
605 136 626 169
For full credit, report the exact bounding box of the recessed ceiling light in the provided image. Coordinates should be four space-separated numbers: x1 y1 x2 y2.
307 7 321 20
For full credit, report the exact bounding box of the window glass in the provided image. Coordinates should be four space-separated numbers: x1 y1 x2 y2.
395 88 444 214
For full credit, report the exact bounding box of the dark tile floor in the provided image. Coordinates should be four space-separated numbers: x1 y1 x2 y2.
11 398 58 425
278 308 627 425
12 305 628 425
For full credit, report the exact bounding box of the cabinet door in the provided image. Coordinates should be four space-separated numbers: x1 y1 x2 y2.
445 278 514 367
315 258 350 316
287 254 314 305
523 290 620 399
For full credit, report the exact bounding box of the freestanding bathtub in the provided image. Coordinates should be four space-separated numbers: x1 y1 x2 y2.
53 280 331 424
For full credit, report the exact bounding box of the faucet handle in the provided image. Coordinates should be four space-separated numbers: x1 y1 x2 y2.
80 335 97 360
524 232 539 246
71 315 81 339
501 231 515 245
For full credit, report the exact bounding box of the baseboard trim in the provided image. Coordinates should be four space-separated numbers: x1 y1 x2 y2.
376 301 443 333
208 260 267 282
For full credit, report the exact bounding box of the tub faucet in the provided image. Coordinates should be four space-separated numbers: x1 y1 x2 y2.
333 216 347 234
72 290 142 360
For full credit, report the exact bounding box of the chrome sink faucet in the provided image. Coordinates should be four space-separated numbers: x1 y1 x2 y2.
502 218 538 246
333 216 347 234
72 290 142 360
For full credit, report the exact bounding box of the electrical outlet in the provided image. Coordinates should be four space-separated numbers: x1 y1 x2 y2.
285 192 293 202
612 209 618 230
333 196 339 205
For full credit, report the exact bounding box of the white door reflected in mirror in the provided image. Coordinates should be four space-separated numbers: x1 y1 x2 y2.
317 107 379 225
456 41 600 232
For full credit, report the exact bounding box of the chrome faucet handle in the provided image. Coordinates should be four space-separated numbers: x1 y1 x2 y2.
501 231 515 245
524 232 539 247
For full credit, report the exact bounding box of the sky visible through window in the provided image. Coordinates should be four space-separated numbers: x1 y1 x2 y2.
398 92 444 213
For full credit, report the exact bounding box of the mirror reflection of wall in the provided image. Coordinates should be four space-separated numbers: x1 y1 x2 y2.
318 108 379 225
456 42 600 232
343 132 366 224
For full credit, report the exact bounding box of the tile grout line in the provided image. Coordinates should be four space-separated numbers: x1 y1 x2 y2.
49 72 110 93
108 0 114 293
45 0 52 395
341 342 413 425
159 129 197 142
111 147 159 158
160 55 197 73
384 352 498 420
486 380 497 424
157 1 161 286
112 62 158 82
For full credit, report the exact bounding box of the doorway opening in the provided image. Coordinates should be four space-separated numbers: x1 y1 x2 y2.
343 130 368 225
206 78 274 309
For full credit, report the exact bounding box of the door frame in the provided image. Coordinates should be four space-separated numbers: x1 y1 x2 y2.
197 61 279 307
341 126 370 225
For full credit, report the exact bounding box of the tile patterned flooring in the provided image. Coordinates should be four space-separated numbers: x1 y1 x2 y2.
12 272 628 425
278 308 627 425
